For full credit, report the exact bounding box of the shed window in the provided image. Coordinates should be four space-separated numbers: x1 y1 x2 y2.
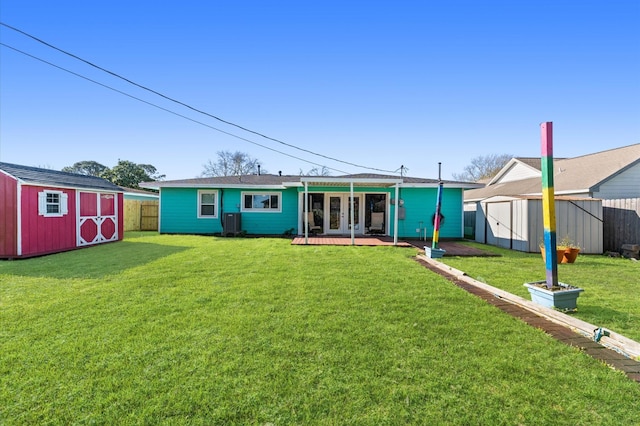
242 192 281 212
38 191 68 217
198 190 218 218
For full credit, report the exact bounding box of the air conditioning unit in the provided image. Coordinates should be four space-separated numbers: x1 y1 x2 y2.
223 213 242 236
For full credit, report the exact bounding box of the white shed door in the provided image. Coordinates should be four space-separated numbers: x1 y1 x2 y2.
486 202 512 249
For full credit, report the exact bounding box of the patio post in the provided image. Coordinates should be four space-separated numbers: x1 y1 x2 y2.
350 181 355 245
304 181 309 245
393 182 399 246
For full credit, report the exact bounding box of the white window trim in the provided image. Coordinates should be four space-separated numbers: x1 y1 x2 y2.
38 190 68 217
241 191 282 213
197 190 218 219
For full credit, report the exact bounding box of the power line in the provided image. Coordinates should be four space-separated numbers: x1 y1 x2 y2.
0 22 398 175
0 42 350 175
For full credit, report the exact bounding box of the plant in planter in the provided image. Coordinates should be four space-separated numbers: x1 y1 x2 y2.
539 236 581 264
558 235 581 264
539 242 565 264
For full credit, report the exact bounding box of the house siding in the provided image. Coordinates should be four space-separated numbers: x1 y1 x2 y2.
20 185 78 256
231 188 299 235
394 187 463 239
593 163 640 199
159 188 221 234
0 172 18 257
496 163 540 184
160 187 301 235
124 193 158 201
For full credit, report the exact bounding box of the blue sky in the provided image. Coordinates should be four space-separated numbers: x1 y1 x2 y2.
1 1 638 180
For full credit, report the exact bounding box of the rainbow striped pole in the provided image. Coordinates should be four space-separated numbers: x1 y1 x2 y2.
431 162 443 249
541 122 558 289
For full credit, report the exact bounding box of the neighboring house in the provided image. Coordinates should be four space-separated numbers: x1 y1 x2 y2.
140 173 482 242
464 143 640 253
465 143 640 202
0 162 124 258
122 188 159 231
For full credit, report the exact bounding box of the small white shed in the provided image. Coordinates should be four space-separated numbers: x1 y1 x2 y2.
475 195 603 254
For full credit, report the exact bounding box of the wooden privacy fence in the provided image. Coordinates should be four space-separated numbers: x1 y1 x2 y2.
124 200 159 231
602 198 640 252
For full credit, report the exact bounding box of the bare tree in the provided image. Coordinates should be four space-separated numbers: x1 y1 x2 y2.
201 151 263 177
299 166 331 176
452 154 513 182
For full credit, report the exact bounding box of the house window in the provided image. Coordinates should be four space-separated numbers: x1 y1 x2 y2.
198 190 218 218
38 190 68 217
242 192 281 212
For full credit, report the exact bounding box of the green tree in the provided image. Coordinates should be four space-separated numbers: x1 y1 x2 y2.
452 153 513 182
101 160 165 188
201 151 263 177
62 161 108 176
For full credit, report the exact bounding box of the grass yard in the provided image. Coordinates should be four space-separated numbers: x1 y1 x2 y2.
440 242 640 343
1 233 639 424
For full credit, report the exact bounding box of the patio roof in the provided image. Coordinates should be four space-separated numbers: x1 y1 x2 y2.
299 176 403 187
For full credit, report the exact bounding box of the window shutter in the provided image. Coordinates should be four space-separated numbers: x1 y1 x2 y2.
61 193 69 215
38 192 47 215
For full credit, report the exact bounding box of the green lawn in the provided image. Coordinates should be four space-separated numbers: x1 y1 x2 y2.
440 241 640 343
1 233 638 424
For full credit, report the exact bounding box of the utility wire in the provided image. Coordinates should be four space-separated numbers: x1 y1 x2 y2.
0 42 349 175
0 22 398 175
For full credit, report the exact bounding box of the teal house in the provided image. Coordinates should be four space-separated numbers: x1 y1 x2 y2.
141 173 480 242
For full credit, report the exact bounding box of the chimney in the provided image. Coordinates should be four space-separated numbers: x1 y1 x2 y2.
279 171 282 176
257 164 261 175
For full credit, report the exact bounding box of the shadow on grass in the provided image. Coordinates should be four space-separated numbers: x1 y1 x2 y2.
0 241 189 279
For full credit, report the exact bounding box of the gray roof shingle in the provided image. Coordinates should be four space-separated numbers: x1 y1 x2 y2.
465 143 640 201
0 162 123 192
141 173 479 188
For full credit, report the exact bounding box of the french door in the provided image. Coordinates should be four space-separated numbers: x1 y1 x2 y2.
326 194 363 234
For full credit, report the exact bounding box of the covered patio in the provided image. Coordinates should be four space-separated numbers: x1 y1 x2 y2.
300 176 402 245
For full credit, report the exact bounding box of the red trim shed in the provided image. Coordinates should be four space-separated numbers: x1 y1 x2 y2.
0 162 124 258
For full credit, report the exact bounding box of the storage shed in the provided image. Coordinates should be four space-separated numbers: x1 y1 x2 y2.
474 195 603 254
0 162 124 258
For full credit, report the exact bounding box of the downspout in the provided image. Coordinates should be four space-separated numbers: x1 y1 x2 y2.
304 181 309 244
393 182 399 246
350 181 355 245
